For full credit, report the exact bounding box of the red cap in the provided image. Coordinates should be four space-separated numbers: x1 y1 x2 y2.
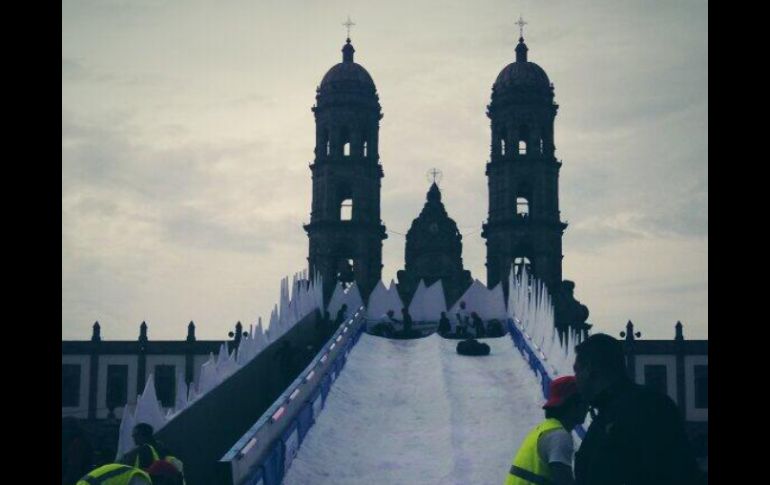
147 460 181 477
542 376 579 409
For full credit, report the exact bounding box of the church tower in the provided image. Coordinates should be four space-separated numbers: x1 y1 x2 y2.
304 36 387 301
482 24 567 295
397 182 472 306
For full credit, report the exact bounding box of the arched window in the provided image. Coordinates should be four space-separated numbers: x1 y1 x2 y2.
363 141 368 158
539 139 544 155
518 125 530 155
501 139 506 156
513 256 532 276
340 198 353 221
326 141 331 156
516 197 530 217
340 127 351 157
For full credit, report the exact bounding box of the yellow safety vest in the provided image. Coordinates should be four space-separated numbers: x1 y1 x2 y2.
133 444 160 469
76 463 151 485
504 418 565 485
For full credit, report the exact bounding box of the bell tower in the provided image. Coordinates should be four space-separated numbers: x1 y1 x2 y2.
304 34 387 301
482 22 567 295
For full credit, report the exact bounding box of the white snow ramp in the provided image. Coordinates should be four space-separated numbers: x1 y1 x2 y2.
283 334 546 485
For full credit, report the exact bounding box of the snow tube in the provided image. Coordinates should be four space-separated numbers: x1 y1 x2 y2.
456 339 491 356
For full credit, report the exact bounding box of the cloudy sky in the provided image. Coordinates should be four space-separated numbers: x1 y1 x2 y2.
62 0 707 341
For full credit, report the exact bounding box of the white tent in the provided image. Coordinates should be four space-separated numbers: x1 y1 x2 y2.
365 280 391 320
421 280 447 321
483 283 508 321
407 280 428 322
449 279 490 316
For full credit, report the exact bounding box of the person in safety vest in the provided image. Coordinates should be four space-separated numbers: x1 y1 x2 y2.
76 463 151 485
121 423 184 479
505 375 587 485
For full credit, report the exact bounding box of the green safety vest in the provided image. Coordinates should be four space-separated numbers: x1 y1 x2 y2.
133 444 160 469
134 444 183 470
504 418 565 485
77 463 151 485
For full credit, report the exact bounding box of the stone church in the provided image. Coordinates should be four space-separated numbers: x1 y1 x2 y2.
396 182 473 307
304 31 588 331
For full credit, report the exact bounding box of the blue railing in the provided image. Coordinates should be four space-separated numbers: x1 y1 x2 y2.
219 307 367 485
506 318 586 439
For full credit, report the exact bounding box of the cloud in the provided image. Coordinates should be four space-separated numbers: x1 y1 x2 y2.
62 0 707 341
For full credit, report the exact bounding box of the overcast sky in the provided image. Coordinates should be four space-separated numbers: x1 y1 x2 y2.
62 0 707 341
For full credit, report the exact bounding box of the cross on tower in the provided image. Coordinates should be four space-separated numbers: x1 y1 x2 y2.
426 168 443 185
515 15 527 38
343 15 355 39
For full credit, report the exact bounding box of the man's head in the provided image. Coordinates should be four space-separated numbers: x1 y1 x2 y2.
542 376 587 430
573 333 628 403
132 423 154 446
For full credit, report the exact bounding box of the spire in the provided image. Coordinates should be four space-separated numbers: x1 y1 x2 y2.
675 321 684 341
427 182 441 203
342 16 356 63
342 38 355 63
515 15 529 63
187 321 196 342
139 321 148 342
515 37 528 63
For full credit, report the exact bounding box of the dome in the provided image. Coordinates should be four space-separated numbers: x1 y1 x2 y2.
493 61 550 90
320 62 376 88
319 39 376 91
492 37 551 92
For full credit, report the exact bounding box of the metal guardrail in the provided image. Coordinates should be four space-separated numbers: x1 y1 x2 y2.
218 306 367 484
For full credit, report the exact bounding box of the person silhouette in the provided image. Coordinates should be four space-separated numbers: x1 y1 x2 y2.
471 312 485 338
455 301 469 337
438 311 451 336
401 307 414 336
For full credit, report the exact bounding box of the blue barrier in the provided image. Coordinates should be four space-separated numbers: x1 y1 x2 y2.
320 374 331 402
296 402 314 443
310 388 323 421
221 308 368 484
506 319 586 439
261 441 283 485
281 420 300 472
244 466 264 485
